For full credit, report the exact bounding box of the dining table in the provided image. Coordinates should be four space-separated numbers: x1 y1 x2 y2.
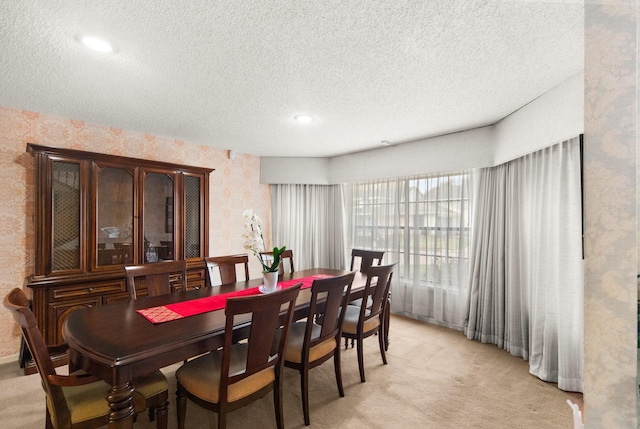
62 267 388 429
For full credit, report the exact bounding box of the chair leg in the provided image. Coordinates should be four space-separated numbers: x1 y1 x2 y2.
384 296 391 351
218 404 227 429
357 337 365 382
378 324 387 365
274 376 285 429
155 392 169 429
344 337 355 349
176 385 187 429
301 366 311 426
45 407 54 429
148 405 155 422
334 348 345 397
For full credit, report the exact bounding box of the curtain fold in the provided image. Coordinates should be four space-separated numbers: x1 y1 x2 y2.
466 165 508 347
270 184 347 271
465 137 584 392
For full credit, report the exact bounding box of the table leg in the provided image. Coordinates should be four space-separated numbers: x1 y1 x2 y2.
106 383 135 429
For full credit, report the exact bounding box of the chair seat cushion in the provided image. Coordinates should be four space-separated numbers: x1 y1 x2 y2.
341 304 379 335
133 369 170 398
59 380 111 425
176 343 275 403
283 321 337 364
60 369 168 425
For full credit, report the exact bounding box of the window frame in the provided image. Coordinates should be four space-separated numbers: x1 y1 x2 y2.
350 171 471 290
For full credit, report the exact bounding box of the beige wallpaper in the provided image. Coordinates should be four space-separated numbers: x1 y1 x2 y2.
0 106 271 359
584 2 638 427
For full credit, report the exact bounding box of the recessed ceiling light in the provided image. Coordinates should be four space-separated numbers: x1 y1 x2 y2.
294 114 313 123
80 36 113 53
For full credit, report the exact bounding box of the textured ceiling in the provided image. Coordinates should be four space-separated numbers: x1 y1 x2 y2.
0 1 583 157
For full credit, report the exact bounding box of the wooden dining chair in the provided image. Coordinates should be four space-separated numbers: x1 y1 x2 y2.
204 254 250 286
124 260 188 300
347 249 386 338
341 263 395 383
350 248 385 274
3 288 169 429
260 249 295 275
175 283 302 429
281 272 355 426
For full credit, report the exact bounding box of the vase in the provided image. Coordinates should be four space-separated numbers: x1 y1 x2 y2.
262 271 279 293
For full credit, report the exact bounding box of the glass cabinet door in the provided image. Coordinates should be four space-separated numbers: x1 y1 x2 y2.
51 159 82 272
143 172 175 263
184 175 202 259
96 166 134 267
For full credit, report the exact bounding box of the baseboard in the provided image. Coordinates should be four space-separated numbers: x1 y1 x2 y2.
0 354 19 366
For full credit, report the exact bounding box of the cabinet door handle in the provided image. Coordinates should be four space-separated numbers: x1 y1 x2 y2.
86 287 94 293
194 285 201 290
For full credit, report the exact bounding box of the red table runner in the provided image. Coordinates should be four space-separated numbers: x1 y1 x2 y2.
137 274 333 324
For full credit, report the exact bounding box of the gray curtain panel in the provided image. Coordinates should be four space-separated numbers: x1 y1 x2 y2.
270 184 347 271
465 136 584 392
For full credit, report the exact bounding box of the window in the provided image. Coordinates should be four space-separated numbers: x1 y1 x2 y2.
349 171 471 290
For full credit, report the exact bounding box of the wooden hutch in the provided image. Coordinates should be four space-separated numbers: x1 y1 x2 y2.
24 144 213 373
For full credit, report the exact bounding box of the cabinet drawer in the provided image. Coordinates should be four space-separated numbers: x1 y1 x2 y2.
103 291 131 304
48 297 102 346
187 268 206 290
52 279 126 300
187 268 205 281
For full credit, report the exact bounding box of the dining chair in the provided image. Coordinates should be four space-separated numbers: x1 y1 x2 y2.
204 254 250 286
341 263 395 382
124 260 188 300
113 242 133 265
281 272 355 426
175 283 302 429
260 249 295 275
350 249 385 274
347 249 386 347
3 288 169 429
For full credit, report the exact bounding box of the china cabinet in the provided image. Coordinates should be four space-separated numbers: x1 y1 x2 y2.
24 144 213 372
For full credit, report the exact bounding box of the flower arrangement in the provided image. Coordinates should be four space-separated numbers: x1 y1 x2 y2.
242 209 286 273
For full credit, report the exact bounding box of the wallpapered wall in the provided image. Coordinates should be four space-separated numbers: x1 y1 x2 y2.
584 2 638 427
0 106 272 359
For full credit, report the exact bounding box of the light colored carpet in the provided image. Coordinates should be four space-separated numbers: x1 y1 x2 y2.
0 315 582 428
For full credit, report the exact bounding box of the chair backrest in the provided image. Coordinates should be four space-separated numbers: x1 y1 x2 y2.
3 288 70 424
305 272 355 351
204 254 250 286
113 242 133 264
219 283 302 399
125 260 188 300
260 249 295 275
350 249 385 274
357 263 395 324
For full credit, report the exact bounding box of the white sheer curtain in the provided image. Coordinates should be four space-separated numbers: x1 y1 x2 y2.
270 184 347 270
347 172 473 329
465 137 584 392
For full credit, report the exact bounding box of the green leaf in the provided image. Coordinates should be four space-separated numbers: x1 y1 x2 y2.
265 245 286 272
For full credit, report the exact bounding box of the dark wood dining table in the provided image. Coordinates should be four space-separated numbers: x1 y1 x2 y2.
63 268 388 429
